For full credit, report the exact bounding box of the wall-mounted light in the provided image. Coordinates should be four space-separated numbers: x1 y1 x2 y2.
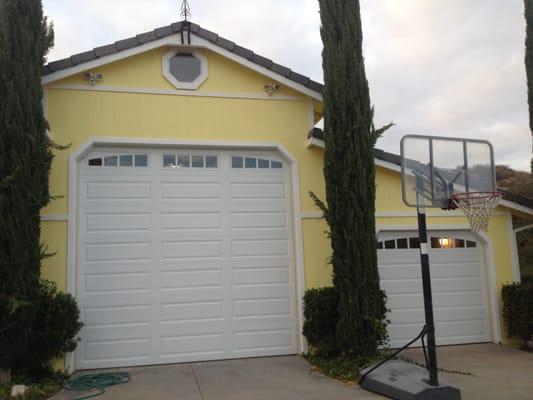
84 72 103 85
264 83 280 96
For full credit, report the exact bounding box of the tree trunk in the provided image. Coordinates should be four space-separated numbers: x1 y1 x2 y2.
0 369 10 384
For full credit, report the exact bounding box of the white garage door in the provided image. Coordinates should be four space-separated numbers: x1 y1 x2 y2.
77 148 297 369
377 231 490 348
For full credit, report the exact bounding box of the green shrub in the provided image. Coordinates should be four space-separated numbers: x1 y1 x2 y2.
502 281 533 342
303 287 339 356
12 281 83 376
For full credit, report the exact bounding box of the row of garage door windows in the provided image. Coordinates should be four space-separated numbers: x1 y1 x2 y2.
88 153 283 169
378 237 478 250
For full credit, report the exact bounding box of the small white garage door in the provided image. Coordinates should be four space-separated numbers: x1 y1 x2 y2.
377 231 490 348
77 148 297 369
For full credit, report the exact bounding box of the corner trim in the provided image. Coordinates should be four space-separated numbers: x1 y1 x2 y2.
507 212 521 283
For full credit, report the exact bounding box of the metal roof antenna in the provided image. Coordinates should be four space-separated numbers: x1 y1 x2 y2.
180 0 191 22
179 0 192 45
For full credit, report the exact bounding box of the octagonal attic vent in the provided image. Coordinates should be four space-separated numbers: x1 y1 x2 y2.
162 49 208 90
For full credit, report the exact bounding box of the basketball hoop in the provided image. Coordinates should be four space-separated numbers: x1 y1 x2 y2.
450 191 502 232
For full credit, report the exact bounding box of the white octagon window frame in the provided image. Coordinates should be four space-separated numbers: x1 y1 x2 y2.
162 48 208 90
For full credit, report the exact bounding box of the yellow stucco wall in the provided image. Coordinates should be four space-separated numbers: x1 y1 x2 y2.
41 45 525 348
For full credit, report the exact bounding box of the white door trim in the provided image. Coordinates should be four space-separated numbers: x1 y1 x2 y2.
375 224 501 345
66 137 306 371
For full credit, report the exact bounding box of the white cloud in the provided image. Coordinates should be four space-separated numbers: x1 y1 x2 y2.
42 0 532 170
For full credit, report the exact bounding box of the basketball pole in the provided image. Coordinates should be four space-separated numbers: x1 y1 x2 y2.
416 175 439 387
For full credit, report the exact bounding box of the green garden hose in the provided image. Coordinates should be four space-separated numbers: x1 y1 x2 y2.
63 372 131 399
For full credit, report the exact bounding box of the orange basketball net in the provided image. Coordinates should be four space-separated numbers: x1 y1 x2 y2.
451 192 502 233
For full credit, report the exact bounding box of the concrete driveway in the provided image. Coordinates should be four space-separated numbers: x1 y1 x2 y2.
51 344 533 400
401 343 533 400
51 356 380 400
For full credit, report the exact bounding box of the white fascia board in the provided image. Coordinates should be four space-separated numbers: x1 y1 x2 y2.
188 36 322 102
41 33 323 102
499 199 533 217
42 35 181 85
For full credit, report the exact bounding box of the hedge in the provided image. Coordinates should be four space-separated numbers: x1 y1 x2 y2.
502 281 533 342
302 287 339 356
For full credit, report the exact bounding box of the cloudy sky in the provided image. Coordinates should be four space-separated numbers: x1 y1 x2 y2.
42 0 531 171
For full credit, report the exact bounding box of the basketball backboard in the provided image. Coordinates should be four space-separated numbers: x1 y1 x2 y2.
400 135 497 208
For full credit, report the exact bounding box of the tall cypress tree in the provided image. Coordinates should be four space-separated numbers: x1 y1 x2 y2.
525 0 533 173
0 0 54 369
314 0 390 357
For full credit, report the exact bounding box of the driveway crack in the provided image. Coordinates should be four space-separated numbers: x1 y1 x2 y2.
191 364 205 400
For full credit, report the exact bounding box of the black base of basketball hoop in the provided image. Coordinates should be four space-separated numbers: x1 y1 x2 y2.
360 359 461 400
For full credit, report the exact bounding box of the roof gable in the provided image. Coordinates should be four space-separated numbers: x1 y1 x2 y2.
42 21 324 100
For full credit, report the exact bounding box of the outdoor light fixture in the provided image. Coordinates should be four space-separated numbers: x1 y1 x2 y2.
264 83 280 96
84 72 103 85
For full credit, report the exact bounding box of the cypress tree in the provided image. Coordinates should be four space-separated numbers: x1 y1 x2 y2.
525 0 533 173
314 0 390 357
0 0 54 369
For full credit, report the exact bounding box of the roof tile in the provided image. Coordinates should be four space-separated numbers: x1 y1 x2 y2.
197 27 218 42
233 44 254 60
115 37 139 51
94 43 117 58
215 36 235 51
188 22 200 33
70 50 96 65
136 30 158 44
252 54 273 68
270 63 291 77
47 57 74 72
171 21 183 32
307 80 324 93
288 71 310 86
155 25 173 38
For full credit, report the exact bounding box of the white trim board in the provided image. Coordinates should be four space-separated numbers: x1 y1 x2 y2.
301 210 506 220
66 137 307 370
48 83 306 102
41 214 68 222
42 33 322 102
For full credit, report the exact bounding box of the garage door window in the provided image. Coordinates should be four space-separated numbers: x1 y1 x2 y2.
88 154 148 167
377 237 420 250
431 237 477 249
231 156 283 169
163 154 218 169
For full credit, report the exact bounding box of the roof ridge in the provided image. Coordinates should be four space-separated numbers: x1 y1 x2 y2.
42 20 324 94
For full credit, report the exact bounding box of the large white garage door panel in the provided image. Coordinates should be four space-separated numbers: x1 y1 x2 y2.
77 149 296 369
378 232 490 348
